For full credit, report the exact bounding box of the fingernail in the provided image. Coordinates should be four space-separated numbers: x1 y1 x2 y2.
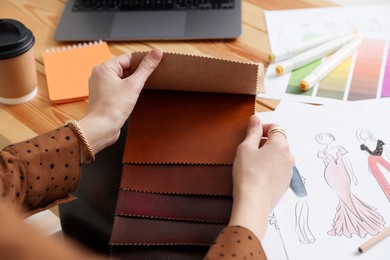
150 48 163 60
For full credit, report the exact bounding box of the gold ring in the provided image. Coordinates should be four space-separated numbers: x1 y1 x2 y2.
268 126 287 139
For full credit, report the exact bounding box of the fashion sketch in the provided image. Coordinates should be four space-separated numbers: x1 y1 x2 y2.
290 166 315 244
268 213 279 230
357 129 390 202
316 133 385 238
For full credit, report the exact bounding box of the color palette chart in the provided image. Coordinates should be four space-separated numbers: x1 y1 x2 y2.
262 4 390 105
285 38 389 101
381 40 390 97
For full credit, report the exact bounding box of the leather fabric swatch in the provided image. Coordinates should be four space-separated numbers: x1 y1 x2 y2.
110 52 261 258
116 190 232 223
110 216 224 246
122 89 254 165
110 244 209 260
121 164 233 196
129 52 262 95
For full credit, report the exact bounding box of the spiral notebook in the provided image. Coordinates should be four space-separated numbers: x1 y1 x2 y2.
43 41 111 103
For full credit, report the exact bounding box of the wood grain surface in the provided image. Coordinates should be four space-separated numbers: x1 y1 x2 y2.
0 0 335 149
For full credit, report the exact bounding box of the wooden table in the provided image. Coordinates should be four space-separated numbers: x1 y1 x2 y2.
0 0 334 149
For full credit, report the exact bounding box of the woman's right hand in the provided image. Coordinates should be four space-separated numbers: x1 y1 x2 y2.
228 114 294 240
78 49 163 161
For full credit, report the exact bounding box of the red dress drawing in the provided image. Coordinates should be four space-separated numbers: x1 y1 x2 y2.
318 147 385 238
360 140 390 202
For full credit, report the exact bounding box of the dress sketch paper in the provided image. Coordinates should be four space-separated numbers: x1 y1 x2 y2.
259 99 390 260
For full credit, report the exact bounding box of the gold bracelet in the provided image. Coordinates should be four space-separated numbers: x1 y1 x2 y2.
65 119 95 164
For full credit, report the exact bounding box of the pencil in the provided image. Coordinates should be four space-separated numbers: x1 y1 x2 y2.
358 226 390 253
268 28 355 62
275 33 356 75
300 38 361 91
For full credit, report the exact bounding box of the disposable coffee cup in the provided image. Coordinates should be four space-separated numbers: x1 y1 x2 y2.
0 19 38 105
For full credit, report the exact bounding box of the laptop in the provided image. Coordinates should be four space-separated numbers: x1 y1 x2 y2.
54 0 241 41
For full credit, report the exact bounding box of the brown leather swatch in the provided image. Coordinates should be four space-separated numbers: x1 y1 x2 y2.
123 90 254 165
130 52 263 95
110 216 224 245
121 164 233 196
116 190 232 223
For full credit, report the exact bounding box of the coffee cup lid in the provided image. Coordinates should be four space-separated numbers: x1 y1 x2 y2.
0 19 35 60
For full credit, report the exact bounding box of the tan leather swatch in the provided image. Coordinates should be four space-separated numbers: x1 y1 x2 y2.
123 90 254 165
121 164 233 196
110 216 224 245
130 52 263 95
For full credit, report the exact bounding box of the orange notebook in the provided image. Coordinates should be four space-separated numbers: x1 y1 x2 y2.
43 41 111 103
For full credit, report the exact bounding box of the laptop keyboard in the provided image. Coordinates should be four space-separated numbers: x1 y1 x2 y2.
72 0 235 12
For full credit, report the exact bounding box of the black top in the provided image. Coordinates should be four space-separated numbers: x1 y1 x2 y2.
360 140 385 156
0 19 35 60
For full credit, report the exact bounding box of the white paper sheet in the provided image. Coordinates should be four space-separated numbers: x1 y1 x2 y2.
24 209 62 236
258 98 390 259
261 216 288 260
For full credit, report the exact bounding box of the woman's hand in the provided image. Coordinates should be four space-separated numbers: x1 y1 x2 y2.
228 115 294 240
77 49 163 160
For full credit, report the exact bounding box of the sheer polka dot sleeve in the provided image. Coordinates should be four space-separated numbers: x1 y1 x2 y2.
205 226 267 260
0 126 81 215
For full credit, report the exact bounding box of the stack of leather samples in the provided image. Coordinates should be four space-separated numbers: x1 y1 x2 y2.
109 52 263 259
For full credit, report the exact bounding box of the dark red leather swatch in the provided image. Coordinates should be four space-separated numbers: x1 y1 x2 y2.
110 216 224 245
121 164 233 196
122 90 254 165
116 190 232 223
